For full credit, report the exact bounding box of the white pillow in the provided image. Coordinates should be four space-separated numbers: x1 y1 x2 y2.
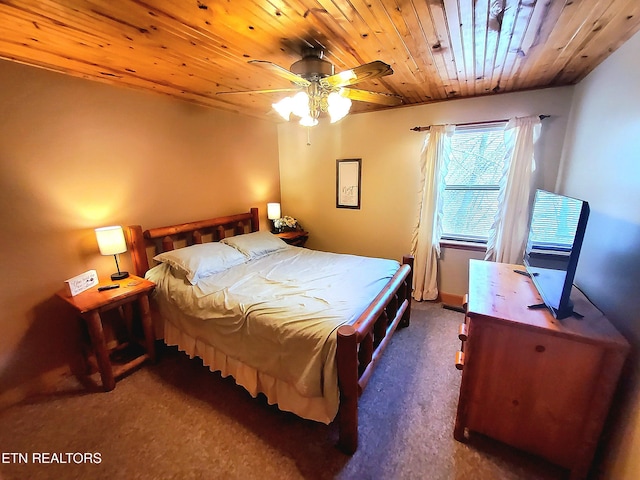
221 231 288 259
153 242 247 285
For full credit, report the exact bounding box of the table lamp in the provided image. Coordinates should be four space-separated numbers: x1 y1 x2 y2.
95 225 129 281
267 202 281 233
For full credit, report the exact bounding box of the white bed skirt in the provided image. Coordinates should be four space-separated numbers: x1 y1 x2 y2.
163 318 336 424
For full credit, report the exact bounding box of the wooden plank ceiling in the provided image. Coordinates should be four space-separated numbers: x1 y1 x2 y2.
1 0 639 121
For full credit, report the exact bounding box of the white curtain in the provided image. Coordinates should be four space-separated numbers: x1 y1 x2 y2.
485 116 542 264
411 125 455 301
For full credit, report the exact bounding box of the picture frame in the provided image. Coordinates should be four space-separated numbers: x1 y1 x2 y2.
336 158 362 209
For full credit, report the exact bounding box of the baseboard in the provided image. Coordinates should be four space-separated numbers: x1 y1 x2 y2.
0 365 71 411
439 292 466 311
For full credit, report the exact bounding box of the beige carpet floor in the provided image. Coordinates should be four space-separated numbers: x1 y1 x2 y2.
0 301 572 480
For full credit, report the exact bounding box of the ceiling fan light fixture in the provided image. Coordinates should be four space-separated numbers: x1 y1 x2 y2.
327 91 352 123
272 96 293 121
299 116 318 127
291 91 311 118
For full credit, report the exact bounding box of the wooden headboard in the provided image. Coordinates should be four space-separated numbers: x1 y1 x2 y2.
125 207 259 277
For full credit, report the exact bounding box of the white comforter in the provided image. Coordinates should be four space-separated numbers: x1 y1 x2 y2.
146 247 400 423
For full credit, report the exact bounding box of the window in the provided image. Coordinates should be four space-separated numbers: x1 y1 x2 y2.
442 123 508 242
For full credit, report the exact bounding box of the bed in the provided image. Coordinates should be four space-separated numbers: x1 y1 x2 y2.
125 208 413 453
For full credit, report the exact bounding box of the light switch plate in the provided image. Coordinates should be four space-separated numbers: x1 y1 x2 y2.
64 269 99 296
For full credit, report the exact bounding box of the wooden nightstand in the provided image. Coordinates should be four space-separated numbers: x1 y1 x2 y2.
276 230 309 247
56 274 156 391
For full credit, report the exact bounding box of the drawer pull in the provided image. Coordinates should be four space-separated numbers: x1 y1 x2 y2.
458 323 468 341
455 351 465 370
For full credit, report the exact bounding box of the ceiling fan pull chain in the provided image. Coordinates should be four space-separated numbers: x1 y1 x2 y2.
307 127 312 146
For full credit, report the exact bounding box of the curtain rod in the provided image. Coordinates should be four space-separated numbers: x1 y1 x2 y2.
410 115 550 132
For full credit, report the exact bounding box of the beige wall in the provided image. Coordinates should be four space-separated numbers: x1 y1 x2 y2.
556 29 640 480
277 87 574 296
0 59 280 404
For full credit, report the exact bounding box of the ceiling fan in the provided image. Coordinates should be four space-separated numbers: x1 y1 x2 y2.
217 48 403 126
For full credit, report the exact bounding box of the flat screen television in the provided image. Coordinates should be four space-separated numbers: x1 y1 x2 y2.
523 189 590 319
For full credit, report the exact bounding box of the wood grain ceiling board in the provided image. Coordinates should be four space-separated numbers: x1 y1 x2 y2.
0 0 638 122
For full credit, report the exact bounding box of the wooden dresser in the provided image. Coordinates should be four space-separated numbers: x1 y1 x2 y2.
454 260 629 480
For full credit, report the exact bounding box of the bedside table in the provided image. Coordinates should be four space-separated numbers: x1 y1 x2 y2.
275 230 309 247
56 275 156 391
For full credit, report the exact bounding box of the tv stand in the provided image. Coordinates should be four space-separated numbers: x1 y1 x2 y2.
455 260 629 479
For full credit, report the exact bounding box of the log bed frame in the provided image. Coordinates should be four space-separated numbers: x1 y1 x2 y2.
125 207 413 454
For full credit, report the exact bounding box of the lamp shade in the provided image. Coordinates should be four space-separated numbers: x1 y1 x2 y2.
95 226 127 256
267 203 281 220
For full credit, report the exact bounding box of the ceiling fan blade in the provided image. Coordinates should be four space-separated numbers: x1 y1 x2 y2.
321 61 393 88
216 87 301 95
248 60 311 87
341 88 403 106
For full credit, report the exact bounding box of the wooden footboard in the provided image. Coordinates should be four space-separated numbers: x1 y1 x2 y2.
336 255 413 454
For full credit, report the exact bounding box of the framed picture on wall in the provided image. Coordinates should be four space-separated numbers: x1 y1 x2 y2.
336 158 362 209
